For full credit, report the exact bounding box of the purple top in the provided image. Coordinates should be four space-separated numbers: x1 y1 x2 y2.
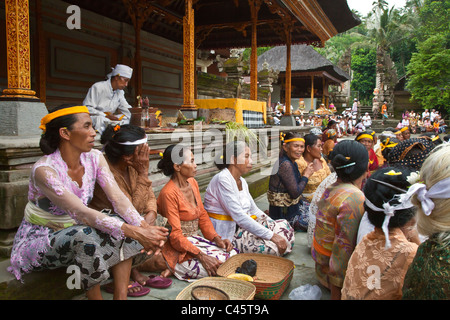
8 148 143 281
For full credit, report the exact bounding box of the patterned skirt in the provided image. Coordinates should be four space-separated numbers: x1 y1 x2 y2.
232 215 295 256
268 200 310 231
172 236 238 282
9 215 145 291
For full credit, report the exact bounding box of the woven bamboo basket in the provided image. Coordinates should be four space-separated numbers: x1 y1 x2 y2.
176 277 256 300
191 285 230 300
217 253 294 300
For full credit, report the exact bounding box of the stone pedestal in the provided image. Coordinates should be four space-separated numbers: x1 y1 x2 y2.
180 109 198 120
0 101 48 136
280 115 297 126
0 133 43 257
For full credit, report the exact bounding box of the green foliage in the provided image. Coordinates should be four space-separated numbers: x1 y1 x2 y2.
406 34 450 111
405 0 450 112
350 47 377 102
225 122 261 147
416 0 450 39
315 32 368 65
242 47 273 63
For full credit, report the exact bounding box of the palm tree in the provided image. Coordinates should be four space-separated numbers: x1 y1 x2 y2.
366 1 401 112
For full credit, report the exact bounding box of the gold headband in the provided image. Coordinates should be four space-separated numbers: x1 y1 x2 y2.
284 138 305 143
40 106 89 132
400 127 409 133
356 134 373 141
380 137 398 151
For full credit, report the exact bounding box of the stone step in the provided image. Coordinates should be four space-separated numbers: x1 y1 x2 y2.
0 259 83 300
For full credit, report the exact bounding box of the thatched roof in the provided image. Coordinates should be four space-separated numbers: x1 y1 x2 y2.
258 44 350 83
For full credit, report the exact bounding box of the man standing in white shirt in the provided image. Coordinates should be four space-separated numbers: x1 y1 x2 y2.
422 109 430 120
430 109 437 122
352 98 358 115
83 64 133 134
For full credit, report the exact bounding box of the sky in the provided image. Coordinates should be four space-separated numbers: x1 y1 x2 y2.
346 0 408 16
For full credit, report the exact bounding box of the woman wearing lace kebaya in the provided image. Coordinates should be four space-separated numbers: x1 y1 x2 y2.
89 124 172 291
7 104 169 300
204 141 294 256
268 132 315 231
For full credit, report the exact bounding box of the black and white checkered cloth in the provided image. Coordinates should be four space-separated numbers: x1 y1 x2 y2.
243 110 264 128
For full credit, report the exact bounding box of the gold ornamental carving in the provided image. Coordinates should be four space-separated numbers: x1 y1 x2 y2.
284 20 294 115
249 0 262 101
2 0 38 99
181 0 196 110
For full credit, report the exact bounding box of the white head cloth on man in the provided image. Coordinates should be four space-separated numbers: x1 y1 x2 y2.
107 64 133 79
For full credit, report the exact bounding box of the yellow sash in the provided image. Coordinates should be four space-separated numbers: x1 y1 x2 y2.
24 201 76 231
208 212 257 221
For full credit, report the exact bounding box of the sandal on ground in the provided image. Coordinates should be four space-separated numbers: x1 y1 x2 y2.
144 275 172 289
104 281 151 297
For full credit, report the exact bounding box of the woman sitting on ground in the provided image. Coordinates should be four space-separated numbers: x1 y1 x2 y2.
299 133 333 248
267 132 315 231
156 145 236 281
355 130 379 173
7 104 169 300
342 166 420 300
321 120 338 143
89 124 172 291
312 140 368 300
402 144 450 300
374 132 399 169
400 126 411 141
322 129 338 162
204 141 294 257
297 133 332 204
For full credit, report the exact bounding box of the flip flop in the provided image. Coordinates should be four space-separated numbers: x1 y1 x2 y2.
104 281 150 297
144 275 172 289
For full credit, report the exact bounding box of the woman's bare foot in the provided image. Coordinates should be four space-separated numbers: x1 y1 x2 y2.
131 253 173 282
104 281 145 295
160 268 173 278
86 284 103 300
131 267 149 286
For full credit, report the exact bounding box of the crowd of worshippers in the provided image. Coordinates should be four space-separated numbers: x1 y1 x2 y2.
5 65 449 300
397 109 447 135
7 102 449 300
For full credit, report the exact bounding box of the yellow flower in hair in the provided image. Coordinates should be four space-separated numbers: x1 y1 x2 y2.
159 152 164 158
114 124 121 132
384 170 402 176
280 132 286 141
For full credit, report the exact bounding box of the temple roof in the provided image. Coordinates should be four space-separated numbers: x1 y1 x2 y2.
62 0 360 49
258 44 351 83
